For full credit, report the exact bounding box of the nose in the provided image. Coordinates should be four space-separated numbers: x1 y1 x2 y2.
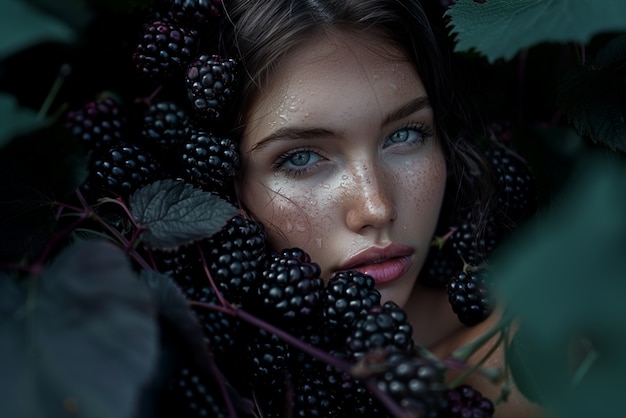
344 162 397 233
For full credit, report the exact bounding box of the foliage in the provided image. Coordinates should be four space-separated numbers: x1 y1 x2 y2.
0 0 625 417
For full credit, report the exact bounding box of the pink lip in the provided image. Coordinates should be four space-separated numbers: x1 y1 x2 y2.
337 244 415 285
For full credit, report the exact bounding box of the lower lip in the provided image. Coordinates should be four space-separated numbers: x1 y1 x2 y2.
351 255 414 285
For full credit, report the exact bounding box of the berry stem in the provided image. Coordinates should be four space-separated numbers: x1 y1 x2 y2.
449 330 504 388
37 64 70 120
75 190 152 271
451 312 513 362
196 242 230 307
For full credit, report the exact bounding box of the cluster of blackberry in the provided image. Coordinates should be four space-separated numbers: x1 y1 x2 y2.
56 0 525 416
419 137 538 326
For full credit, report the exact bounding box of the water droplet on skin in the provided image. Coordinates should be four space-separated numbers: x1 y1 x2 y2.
315 238 323 248
279 114 288 122
389 83 398 90
321 183 331 189
341 175 349 181
309 200 318 207
288 103 298 112
407 170 415 176
295 223 306 232
286 222 294 232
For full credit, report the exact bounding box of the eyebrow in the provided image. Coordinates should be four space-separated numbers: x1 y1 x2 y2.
249 96 431 152
382 96 431 126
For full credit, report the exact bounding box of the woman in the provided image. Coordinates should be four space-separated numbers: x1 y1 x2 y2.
215 0 542 417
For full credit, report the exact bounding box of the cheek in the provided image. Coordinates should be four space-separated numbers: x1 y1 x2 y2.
237 177 335 250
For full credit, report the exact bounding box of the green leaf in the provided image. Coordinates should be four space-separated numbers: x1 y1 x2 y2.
446 0 626 62
557 65 626 152
0 93 43 150
594 34 626 69
0 0 86 62
492 155 626 416
130 179 239 250
0 240 159 418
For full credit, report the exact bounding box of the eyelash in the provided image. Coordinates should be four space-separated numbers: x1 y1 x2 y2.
272 122 434 177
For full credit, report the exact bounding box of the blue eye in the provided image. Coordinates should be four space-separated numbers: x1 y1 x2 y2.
384 127 427 146
273 148 323 176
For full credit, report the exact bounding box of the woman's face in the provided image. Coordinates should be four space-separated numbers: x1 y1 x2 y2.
237 30 447 308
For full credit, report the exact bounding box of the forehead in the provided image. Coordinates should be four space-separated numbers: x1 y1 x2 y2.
243 30 423 138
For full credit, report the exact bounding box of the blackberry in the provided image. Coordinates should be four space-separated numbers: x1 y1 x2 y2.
199 215 268 305
169 0 223 25
180 127 240 198
450 208 499 268
132 19 198 82
322 270 382 337
373 351 446 417
185 54 237 121
447 268 495 326
161 367 229 418
484 143 538 226
64 97 127 158
139 100 191 161
243 326 289 390
442 384 495 418
322 354 387 417
292 372 337 417
345 301 414 360
256 248 325 320
87 141 161 199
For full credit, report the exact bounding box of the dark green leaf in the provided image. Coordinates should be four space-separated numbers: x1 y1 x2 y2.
594 34 626 69
0 0 82 62
557 65 626 152
130 179 239 250
0 93 43 150
0 240 159 418
447 0 626 62
492 155 626 417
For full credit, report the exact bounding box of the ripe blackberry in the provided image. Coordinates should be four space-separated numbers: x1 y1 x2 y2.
243 326 289 390
447 268 495 326
292 372 337 417
139 100 191 161
484 143 538 226
442 384 495 418
199 215 268 305
132 19 198 82
87 141 161 199
373 351 446 417
256 247 325 320
180 127 240 197
64 97 127 158
345 301 414 360
185 54 237 121
169 0 223 25
450 208 499 268
322 271 382 338
162 367 229 418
